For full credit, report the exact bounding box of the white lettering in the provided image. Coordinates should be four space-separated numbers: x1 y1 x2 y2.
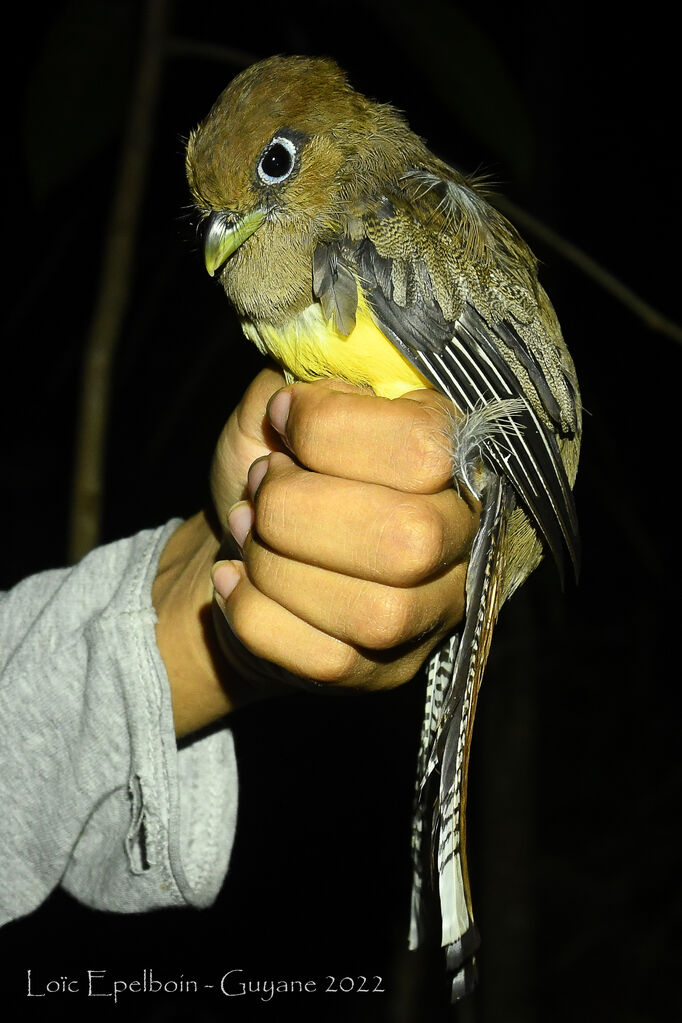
221 969 246 996
88 970 111 997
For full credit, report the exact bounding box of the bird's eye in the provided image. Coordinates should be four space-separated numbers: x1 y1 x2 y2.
257 136 297 184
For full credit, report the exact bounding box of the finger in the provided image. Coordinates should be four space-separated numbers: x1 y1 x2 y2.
213 560 452 691
213 559 364 685
267 382 460 494
250 451 478 585
211 366 287 523
235 364 288 447
242 530 468 649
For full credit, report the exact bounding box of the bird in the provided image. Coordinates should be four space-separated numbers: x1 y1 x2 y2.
185 54 581 1002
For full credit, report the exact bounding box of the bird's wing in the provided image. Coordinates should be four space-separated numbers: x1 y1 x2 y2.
353 236 580 584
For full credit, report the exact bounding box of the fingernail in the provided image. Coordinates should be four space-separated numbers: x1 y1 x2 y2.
227 500 254 549
211 560 240 600
247 456 269 500
267 388 292 436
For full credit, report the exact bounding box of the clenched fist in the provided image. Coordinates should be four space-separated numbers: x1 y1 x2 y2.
212 367 478 691
154 367 477 736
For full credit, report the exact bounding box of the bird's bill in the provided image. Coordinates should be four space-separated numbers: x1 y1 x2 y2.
203 209 265 277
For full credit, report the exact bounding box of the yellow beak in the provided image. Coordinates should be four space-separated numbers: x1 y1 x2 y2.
203 208 265 277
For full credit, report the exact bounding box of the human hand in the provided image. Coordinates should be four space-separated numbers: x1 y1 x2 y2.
212 376 479 691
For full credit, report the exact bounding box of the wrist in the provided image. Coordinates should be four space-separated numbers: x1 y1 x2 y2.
153 512 232 737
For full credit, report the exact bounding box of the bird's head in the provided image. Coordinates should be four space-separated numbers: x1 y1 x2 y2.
186 55 425 317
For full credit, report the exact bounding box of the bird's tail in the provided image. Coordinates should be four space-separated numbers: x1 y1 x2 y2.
410 474 510 1002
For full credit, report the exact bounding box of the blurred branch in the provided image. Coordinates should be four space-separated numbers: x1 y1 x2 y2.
494 195 682 347
164 36 257 67
68 0 167 562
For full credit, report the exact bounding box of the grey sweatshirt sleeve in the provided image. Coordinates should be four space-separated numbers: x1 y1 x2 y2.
0 521 237 925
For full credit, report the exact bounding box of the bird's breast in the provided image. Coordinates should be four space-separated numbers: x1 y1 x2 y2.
241 294 431 399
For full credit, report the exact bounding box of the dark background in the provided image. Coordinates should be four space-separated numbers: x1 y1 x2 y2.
2 1 680 1020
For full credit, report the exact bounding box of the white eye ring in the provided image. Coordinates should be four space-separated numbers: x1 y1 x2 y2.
257 136 298 185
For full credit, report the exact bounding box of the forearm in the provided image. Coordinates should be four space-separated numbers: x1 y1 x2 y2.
0 524 237 923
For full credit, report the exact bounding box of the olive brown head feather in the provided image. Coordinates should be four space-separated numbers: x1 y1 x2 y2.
186 54 581 1002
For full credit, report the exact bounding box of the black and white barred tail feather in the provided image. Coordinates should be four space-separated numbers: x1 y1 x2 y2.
410 453 511 1001
409 631 459 951
440 475 509 999
409 404 519 906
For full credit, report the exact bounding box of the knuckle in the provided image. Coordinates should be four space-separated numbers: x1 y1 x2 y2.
403 406 454 489
243 543 281 599
358 588 415 649
288 388 336 463
312 641 360 685
227 593 261 656
252 473 287 541
378 501 445 584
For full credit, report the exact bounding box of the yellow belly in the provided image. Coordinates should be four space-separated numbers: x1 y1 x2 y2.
241 294 432 399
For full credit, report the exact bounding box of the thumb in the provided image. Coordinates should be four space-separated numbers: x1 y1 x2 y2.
210 365 287 524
